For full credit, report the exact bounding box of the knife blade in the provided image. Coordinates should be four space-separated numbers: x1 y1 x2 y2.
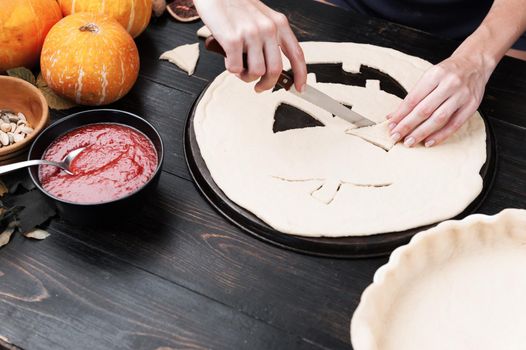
205 37 376 128
289 84 375 127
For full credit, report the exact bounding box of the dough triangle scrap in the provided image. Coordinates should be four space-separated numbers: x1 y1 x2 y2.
160 43 200 75
197 25 212 38
346 120 396 151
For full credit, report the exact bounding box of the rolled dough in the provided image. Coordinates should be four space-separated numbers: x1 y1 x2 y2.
197 25 212 38
194 42 487 237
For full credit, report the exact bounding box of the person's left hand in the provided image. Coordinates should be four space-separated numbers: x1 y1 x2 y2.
386 53 494 147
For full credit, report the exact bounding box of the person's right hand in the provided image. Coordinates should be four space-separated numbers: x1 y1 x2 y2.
194 0 307 93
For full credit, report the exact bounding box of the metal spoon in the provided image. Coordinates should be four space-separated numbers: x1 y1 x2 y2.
0 147 85 176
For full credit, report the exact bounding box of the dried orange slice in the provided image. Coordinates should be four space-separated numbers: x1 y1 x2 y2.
167 0 200 22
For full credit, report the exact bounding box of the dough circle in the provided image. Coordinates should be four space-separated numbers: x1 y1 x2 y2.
194 42 486 237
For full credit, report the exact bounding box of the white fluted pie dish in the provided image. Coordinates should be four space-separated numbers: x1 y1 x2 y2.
351 209 526 350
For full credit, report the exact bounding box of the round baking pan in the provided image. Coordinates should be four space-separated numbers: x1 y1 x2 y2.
184 85 496 259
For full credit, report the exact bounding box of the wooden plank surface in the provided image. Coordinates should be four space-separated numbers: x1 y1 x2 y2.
1 1 525 349
0 230 320 350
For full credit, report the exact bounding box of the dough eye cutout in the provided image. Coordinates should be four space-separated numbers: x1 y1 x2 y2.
273 103 325 133
274 63 407 99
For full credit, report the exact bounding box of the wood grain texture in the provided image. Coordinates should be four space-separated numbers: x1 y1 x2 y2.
0 230 319 350
1 0 525 349
47 173 387 349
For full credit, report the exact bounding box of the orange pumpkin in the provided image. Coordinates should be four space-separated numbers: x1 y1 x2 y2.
0 0 62 71
58 0 152 38
40 13 140 106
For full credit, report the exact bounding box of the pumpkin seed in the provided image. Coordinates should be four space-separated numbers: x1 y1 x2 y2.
13 133 24 143
0 110 32 146
0 132 9 146
19 126 33 134
0 123 11 133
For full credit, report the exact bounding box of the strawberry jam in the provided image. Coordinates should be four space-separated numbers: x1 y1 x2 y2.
39 123 158 204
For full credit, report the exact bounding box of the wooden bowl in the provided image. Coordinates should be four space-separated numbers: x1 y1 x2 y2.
0 75 49 164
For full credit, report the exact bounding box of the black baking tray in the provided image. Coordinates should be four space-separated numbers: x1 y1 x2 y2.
184 84 497 258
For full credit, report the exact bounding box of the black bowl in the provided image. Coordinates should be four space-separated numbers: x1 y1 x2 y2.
28 109 164 225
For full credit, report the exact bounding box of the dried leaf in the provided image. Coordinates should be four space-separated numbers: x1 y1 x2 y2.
24 228 50 240
0 207 19 229
40 86 77 110
7 67 36 86
0 180 8 197
2 170 36 193
36 72 47 89
0 227 15 248
4 189 56 234
36 73 77 110
8 220 20 229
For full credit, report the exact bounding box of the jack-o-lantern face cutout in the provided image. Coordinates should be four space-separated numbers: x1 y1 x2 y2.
273 63 407 134
194 42 486 237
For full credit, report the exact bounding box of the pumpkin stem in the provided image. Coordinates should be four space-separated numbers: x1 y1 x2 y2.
79 23 99 33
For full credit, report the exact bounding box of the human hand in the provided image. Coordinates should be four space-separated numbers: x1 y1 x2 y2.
387 53 495 147
194 0 307 93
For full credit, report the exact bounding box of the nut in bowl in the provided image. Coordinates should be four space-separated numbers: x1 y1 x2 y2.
0 75 49 164
28 109 164 225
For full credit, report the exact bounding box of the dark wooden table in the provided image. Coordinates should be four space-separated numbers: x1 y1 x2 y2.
1 1 525 349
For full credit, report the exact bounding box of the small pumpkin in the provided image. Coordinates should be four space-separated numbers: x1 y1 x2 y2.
0 0 62 71
58 0 152 38
40 13 140 106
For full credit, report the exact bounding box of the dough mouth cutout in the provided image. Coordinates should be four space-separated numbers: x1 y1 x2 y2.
272 176 393 205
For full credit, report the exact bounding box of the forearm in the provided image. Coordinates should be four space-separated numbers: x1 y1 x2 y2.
453 0 526 72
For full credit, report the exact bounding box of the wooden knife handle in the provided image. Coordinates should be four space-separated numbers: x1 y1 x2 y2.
205 36 295 91
276 72 294 91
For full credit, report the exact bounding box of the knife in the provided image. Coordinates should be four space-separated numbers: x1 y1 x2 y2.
204 37 375 128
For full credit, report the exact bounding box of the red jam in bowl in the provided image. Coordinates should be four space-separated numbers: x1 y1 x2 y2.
39 123 158 204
